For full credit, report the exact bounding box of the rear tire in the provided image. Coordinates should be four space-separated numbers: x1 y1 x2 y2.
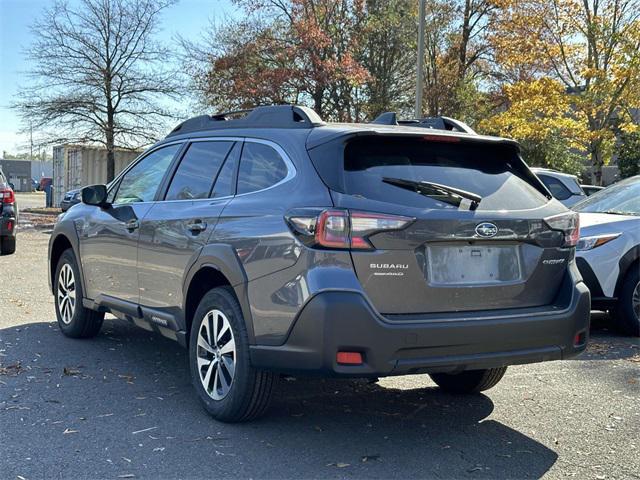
189 287 277 422
54 249 104 338
0 236 16 255
430 367 507 394
611 266 640 337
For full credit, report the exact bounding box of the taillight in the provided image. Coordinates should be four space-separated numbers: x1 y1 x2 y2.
544 212 580 247
287 209 414 250
0 188 15 204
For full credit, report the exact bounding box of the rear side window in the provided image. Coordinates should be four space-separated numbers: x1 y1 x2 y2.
311 136 548 211
165 141 233 200
237 143 288 195
538 174 572 201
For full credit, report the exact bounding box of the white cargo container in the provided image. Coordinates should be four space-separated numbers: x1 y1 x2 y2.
52 145 142 206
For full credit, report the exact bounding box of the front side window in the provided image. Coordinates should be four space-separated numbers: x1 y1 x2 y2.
114 144 181 204
236 143 289 195
165 141 233 201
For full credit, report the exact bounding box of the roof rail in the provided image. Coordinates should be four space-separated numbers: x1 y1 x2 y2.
370 112 477 134
167 105 325 137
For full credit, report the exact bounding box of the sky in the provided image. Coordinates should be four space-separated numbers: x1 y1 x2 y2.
0 0 237 156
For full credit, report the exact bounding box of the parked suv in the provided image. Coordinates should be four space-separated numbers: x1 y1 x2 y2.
0 168 17 255
48 105 590 422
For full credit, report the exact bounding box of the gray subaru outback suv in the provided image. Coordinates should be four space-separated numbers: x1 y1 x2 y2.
48 105 590 422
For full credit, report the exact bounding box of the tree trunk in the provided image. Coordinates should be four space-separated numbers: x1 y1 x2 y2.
591 141 604 186
106 130 115 182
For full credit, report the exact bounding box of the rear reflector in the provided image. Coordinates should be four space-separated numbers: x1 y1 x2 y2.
336 352 363 365
574 331 587 347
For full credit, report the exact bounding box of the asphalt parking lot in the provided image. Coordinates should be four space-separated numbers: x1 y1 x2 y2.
1 229 639 480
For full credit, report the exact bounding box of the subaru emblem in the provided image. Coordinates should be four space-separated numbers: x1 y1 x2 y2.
475 222 498 238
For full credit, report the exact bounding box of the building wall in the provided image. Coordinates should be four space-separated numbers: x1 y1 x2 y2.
31 160 53 180
0 159 32 192
53 145 142 205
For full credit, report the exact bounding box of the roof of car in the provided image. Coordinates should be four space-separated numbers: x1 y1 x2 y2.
164 105 520 151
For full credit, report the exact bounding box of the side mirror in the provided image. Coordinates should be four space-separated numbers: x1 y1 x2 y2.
81 184 109 207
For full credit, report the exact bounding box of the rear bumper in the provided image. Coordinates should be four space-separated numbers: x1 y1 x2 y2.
250 280 591 377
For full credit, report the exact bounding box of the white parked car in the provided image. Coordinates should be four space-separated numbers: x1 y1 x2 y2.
531 168 587 207
574 176 640 336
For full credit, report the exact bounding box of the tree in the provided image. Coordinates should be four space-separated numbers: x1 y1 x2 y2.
489 0 640 184
15 0 179 181
184 0 370 120
616 131 640 178
479 78 587 174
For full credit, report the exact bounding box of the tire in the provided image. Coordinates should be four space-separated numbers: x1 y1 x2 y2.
54 249 104 338
430 367 507 394
611 266 640 337
0 236 16 255
189 287 277 423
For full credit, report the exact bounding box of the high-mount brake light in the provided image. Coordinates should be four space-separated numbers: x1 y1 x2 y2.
420 135 461 143
544 212 580 247
287 209 414 250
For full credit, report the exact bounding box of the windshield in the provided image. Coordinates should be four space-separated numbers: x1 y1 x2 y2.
574 176 640 216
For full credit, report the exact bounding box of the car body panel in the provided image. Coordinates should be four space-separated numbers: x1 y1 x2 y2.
77 202 153 303
577 212 640 297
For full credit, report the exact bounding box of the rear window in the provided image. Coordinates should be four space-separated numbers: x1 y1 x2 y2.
311 136 549 211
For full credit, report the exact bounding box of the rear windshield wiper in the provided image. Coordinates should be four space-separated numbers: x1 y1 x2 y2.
382 177 482 210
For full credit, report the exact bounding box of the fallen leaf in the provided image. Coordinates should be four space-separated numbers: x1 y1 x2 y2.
361 454 380 462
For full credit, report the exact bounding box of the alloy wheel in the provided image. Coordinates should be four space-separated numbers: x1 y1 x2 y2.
57 264 76 324
196 309 236 400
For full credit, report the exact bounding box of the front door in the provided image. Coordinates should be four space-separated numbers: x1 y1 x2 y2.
137 140 240 317
79 143 182 303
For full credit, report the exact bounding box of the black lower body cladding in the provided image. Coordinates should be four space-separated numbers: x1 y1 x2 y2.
249 272 591 377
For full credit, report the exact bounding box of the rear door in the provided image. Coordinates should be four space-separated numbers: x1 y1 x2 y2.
136 140 240 321
310 135 571 315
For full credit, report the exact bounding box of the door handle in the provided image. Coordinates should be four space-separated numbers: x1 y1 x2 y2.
187 220 207 233
125 219 139 231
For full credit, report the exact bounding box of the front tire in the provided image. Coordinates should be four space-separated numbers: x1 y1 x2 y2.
430 367 507 394
54 249 104 338
611 266 640 337
0 235 16 255
189 287 277 422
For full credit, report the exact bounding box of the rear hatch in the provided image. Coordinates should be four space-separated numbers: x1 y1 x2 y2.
308 133 575 316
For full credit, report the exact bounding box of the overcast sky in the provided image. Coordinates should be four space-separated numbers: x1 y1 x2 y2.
0 0 237 156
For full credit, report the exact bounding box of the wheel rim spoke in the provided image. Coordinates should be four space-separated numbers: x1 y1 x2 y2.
219 337 235 355
57 264 76 325
196 308 236 400
632 281 640 318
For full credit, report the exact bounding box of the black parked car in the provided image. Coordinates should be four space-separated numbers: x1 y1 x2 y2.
48 105 590 422
0 169 17 255
60 189 82 211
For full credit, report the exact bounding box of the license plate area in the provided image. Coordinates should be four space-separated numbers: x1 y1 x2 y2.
426 244 523 285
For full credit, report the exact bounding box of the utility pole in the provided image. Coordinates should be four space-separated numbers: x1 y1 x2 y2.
30 122 34 160
415 0 426 119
